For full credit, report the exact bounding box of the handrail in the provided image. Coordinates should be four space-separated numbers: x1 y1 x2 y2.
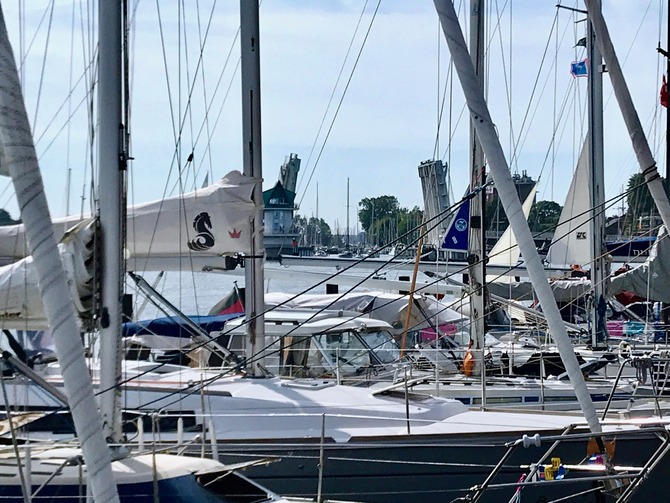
464 425 670 503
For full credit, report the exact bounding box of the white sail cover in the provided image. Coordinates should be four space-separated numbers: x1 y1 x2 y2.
0 172 255 327
0 220 95 329
0 170 255 270
125 170 255 270
547 141 592 267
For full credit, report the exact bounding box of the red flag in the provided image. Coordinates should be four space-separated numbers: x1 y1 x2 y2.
661 75 668 108
208 285 245 316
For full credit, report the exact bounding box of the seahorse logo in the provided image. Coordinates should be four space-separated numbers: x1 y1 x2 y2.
187 212 215 251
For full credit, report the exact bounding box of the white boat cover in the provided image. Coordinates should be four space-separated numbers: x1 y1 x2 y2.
486 277 591 303
609 226 670 302
264 291 463 333
0 170 255 268
490 226 670 305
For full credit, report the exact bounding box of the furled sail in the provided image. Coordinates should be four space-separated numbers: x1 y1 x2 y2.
0 170 256 270
0 219 95 329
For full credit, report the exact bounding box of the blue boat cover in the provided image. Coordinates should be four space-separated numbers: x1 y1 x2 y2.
122 314 241 339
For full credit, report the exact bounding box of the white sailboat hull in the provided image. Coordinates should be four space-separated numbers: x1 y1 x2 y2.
4 372 669 502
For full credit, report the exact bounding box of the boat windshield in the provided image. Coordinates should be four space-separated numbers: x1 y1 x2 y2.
314 330 372 370
359 329 401 363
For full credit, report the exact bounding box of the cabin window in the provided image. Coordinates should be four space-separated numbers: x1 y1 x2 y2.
279 335 310 376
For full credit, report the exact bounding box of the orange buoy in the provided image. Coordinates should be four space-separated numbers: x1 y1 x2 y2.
462 341 475 376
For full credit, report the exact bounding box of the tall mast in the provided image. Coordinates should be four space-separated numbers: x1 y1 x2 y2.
583 0 670 231
240 0 266 376
433 0 602 434
587 2 608 349
98 0 125 442
0 4 119 501
468 0 487 394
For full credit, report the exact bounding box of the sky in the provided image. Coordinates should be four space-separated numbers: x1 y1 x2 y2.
0 0 667 234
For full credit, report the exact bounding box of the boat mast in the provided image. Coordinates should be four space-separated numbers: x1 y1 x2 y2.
587 3 608 349
0 5 119 501
433 0 602 434
316 182 320 247
468 0 487 396
583 0 670 231
98 0 125 443
346 177 350 250
240 0 266 376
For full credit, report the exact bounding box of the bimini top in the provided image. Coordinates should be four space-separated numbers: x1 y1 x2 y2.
225 308 394 337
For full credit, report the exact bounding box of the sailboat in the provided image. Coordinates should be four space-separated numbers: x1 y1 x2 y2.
1 2 670 502
0 1 327 501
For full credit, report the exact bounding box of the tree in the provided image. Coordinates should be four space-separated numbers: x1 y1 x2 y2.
310 217 332 246
293 214 332 247
397 206 424 245
528 200 562 233
0 209 19 226
358 196 400 233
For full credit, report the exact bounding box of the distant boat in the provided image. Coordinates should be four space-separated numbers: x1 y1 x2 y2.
606 234 655 261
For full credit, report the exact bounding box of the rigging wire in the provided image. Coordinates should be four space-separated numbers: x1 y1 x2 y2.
194 0 215 186
81 0 97 218
155 0 179 158
104 191 480 400
64 0 76 216
60 172 651 416
295 0 370 199
508 8 561 173
296 0 382 208
30 0 55 134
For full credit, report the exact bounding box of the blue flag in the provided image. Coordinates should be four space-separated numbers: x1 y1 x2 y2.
570 59 588 78
441 199 469 251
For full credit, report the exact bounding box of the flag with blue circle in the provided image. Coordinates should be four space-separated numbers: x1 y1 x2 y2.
441 199 469 251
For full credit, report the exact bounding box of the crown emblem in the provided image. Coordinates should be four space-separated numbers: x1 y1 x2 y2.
228 228 242 239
